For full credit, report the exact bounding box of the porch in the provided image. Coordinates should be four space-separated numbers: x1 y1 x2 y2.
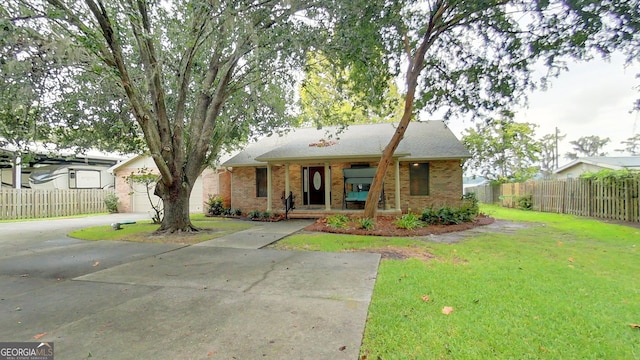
284 207 403 219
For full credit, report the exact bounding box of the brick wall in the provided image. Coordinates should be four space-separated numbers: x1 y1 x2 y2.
399 160 463 212
229 159 463 213
113 167 155 213
200 168 219 206
217 170 231 208
114 164 221 213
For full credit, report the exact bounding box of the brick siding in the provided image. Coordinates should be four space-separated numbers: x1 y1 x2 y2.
229 159 463 214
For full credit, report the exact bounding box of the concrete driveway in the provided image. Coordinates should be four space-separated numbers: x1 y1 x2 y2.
0 214 380 359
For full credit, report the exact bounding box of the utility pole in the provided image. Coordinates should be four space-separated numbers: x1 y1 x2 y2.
554 127 559 169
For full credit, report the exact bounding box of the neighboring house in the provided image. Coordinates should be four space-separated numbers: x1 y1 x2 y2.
221 121 471 216
1 141 123 188
554 156 640 180
109 155 230 213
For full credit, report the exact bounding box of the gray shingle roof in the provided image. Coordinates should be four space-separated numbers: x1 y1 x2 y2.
555 156 640 173
222 120 470 166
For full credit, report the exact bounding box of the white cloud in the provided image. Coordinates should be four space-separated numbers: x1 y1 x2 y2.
445 53 640 166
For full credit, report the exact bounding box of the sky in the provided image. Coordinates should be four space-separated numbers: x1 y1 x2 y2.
442 53 640 168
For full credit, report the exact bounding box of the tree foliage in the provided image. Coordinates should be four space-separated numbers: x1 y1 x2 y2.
616 134 640 156
297 51 404 128
462 118 541 184
539 130 566 178
6 0 319 232
325 0 640 217
565 135 611 160
0 11 55 151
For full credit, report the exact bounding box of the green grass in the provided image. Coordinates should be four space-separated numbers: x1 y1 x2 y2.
69 216 253 245
274 205 640 359
0 213 109 223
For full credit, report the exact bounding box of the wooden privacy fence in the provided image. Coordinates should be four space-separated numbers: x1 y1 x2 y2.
0 189 114 220
466 178 640 223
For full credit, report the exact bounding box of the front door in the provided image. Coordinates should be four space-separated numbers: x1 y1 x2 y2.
304 166 325 206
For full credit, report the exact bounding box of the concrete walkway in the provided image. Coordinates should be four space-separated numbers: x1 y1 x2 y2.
195 219 317 249
0 215 381 359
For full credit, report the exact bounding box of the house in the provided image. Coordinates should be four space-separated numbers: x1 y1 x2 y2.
1 140 123 188
221 121 471 216
554 156 640 179
109 155 230 213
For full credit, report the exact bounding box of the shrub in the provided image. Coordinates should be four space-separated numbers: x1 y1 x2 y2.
358 217 376 230
421 204 478 225
261 211 271 219
232 208 243 216
395 213 423 230
104 193 119 213
248 210 262 219
327 214 350 229
516 195 533 210
206 194 227 216
462 192 479 216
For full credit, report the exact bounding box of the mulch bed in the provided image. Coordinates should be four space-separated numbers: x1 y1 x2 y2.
304 214 495 237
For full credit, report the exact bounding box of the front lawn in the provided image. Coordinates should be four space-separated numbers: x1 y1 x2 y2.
68 214 253 245
273 205 640 359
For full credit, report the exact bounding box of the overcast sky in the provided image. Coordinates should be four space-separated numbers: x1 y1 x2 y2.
443 53 640 168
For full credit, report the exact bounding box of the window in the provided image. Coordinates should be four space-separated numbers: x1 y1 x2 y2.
409 163 429 195
256 168 267 197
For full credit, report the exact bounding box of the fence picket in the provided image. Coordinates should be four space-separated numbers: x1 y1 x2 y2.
0 189 114 220
466 177 640 223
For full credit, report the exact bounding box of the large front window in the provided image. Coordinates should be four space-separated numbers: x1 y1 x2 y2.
409 162 429 196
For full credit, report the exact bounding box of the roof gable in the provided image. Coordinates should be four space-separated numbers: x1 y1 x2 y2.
555 156 640 174
222 121 470 166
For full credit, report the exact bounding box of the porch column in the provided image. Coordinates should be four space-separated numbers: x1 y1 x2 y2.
284 164 290 195
324 162 331 210
266 164 272 212
395 159 401 211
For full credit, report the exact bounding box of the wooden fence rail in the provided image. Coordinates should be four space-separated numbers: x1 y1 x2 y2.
466 178 640 223
0 189 114 220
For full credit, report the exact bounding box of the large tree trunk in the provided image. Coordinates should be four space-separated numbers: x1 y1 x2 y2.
363 103 413 218
363 44 423 218
155 178 198 233
363 3 445 219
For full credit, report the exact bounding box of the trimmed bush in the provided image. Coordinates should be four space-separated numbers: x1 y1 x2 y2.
206 195 227 216
421 202 479 225
104 193 119 213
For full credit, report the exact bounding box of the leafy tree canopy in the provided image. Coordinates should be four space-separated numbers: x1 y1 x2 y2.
296 51 404 128
5 0 323 232
322 0 639 217
565 135 611 160
462 117 542 184
616 134 640 156
539 130 566 178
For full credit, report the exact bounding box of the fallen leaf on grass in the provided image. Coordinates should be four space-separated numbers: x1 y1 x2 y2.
630 324 640 329
33 332 47 340
557 241 563 246
568 258 574 263
92 261 100 267
442 306 454 315
421 295 430 302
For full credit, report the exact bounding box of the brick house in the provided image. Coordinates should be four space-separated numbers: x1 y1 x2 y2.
109 155 230 213
221 121 471 217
